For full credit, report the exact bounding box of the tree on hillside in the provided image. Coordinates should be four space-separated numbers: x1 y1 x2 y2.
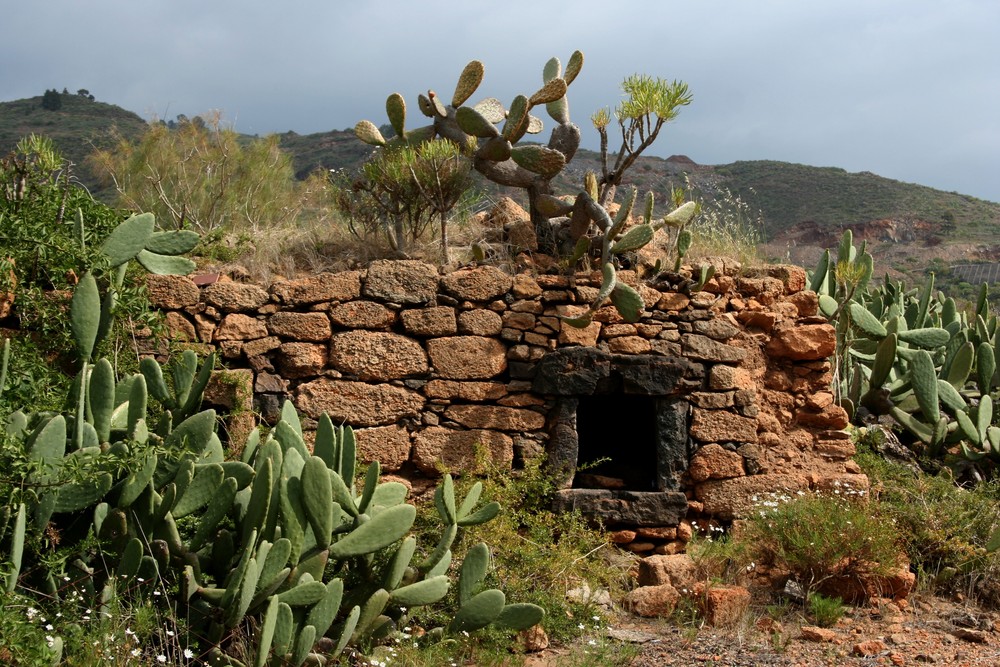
41 89 62 111
88 111 319 234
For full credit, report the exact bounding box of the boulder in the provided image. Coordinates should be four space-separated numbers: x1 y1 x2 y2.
329 330 428 380
362 260 439 305
270 271 361 306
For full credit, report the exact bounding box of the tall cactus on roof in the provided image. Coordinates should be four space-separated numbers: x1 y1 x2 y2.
355 53 584 248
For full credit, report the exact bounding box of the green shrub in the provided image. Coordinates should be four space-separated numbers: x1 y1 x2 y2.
0 135 160 367
856 436 1000 604
807 593 844 628
743 491 901 598
89 113 315 236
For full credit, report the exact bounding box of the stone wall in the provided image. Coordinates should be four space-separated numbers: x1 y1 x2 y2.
144 259 863 553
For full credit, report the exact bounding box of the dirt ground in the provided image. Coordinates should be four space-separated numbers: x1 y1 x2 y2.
525 592 1000 666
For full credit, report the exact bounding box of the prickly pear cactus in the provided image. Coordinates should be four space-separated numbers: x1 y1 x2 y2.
356 53 584 249
811 229 1000 477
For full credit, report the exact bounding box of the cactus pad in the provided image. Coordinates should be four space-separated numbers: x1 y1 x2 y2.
610 282 645 323
564 51 584 86
456 106 500 139
529 78 567 106
510 146 565 177
354 120 386 146
452 60 485 107
473 97 506 124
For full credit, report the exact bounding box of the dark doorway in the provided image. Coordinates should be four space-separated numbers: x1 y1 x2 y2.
574 393 659 491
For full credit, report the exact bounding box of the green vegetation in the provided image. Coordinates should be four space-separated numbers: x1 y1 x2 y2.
89 113 325 236
856 436 1000 604
809 229 1000 481
333 138 473 259
0 135 162 369
744 490 899 598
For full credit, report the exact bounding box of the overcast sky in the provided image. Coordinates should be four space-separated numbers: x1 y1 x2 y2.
2 0 998 202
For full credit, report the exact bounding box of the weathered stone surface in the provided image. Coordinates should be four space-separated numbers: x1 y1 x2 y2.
806 391 835 410
255 372 288 394
636 526 678 540
689 408 758 443
193 313 216 343
502 311 535 330
146 274 200 309
329 331 428 380
656 292 690 311
270 271 361 306
296 379 424 426
457 309 503 336
708 365 754 391
736 309 779 331
638 554 697 588
815 439 857 459
267 312 331 342
204 369 254 410
215 314 268 341
764 264 808 293
511 273 542 299
203 281 270 312
506 218 538 251
444 404 545 431
695 473 810 520
687 391 735 410
400 307 457 336
682 334 747 363
766 323 837 360
329 301 397 329
788 291 819 317
242 335 281 357
276 342 327 378
552 489 688 526
623 584 681 617
363 260 439 305
609 529 637 544
800 626 838 643
693 318 740 341
607 336 652 354
423 380 507 401
557 306 602 346
440 265 513 302
164 311 197 342
411 427 513 475
688 444 746 482
853 640 888 657
427 336 507 379
355 425 411 472
484 196 529 228
533 347 688 397
797 404 850 430
693 583 751 627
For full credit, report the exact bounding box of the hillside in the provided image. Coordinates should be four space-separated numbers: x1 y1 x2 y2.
4 94 1000 283
0 92 147 191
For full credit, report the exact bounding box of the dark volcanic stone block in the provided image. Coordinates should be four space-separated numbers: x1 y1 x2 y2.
552 489 688 526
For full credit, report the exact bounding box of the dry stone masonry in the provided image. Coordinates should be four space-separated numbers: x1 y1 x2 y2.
144 258 863 555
